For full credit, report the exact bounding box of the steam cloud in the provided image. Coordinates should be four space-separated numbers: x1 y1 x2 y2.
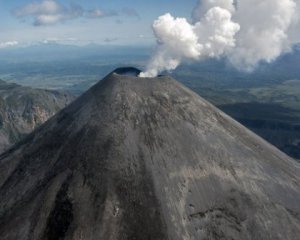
140 0 300 77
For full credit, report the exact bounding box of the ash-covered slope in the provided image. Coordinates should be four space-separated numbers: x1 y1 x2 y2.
0 68 299 240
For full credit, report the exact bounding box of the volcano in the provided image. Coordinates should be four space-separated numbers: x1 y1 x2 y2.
0 68 299 240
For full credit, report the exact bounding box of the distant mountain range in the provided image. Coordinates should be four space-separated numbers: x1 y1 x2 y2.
0 79 74 153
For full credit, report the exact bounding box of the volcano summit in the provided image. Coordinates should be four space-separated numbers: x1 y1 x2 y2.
0 68 299 240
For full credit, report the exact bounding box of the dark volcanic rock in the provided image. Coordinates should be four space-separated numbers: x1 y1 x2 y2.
0 69 299 240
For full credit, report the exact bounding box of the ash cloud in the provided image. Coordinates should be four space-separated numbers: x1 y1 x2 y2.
140 0 300 77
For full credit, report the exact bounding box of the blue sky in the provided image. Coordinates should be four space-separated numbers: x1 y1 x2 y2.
0 0 197 46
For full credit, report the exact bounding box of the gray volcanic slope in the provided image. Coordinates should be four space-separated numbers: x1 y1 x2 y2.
0 68 300 240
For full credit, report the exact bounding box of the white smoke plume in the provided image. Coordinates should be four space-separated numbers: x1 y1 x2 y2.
230 0 298 70
140 0 300 77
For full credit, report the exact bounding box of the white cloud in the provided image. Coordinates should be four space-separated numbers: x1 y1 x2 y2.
192 0 235 20
140 6 239 77
194 7 239 57
86 8 117 19
13 0 62 17
122 8 140 19
39 37 80 45
141 0 300 77
87 9 106 18
103 37 118 43
229 0 298 70
0 41 19 49
13 0 117 26
139 14 202 78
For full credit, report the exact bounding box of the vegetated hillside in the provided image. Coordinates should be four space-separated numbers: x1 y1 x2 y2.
0 68 299 240
0 79 75 152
